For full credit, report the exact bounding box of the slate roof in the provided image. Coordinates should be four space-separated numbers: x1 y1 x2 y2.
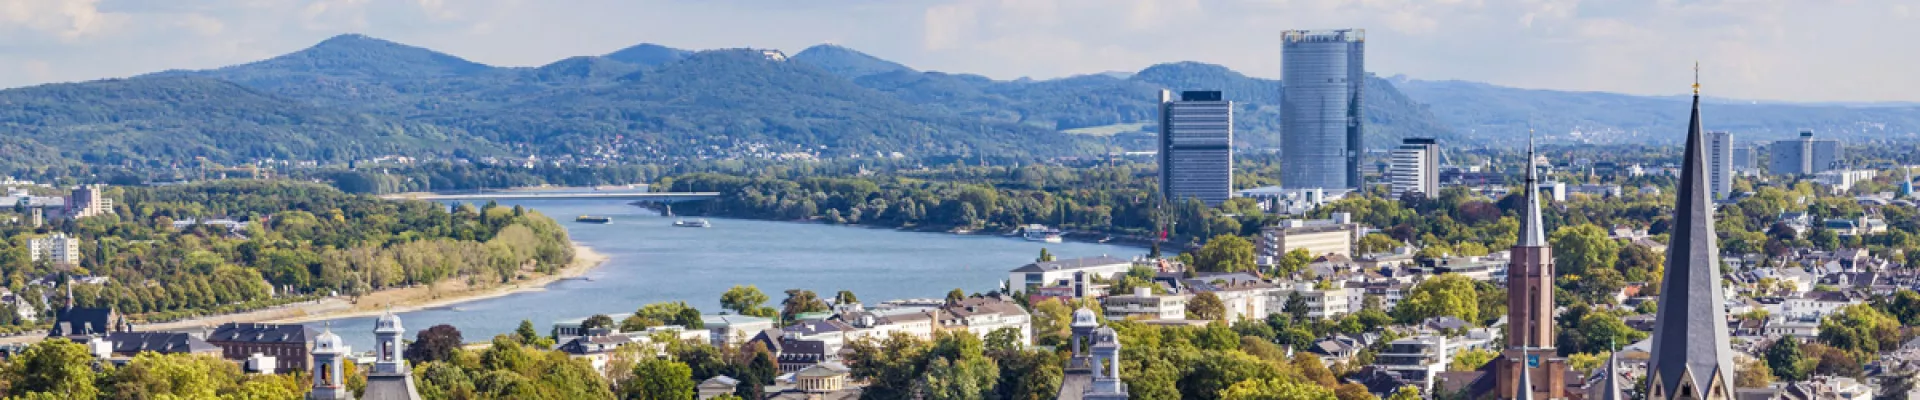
49 307 119 338
106 332 219 354
362 372 421 400
207 323 314 344
1645 91 1738 398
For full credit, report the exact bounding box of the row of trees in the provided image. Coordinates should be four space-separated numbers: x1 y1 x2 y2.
0 181 575 325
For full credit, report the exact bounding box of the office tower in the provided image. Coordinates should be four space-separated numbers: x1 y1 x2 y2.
1645 82 1737 400
1730 145 1754 172
1388 138 1438 199
1707 132 1733 199
66 184 112 219
1158 90 1234 207
1495 137 1566 400
1281 29 1365 190
1767 131 1843 176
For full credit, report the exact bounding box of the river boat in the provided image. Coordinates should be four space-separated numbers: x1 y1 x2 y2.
674 219 712 228
1022 224 1063 243
575 215 613 224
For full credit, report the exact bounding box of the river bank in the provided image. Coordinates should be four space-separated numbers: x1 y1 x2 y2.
265 243 608 324
0 243 609 345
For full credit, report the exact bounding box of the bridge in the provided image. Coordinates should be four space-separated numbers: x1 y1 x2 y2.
381 191 720 202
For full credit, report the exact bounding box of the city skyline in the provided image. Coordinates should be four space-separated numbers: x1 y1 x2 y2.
4 0 1920 102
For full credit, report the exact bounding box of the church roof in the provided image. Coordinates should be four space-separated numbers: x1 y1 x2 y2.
1518 133 1549 247
1644 88 1738 398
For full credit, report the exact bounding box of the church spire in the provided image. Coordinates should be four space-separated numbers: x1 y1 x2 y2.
1600 340 1624 400
1645 65 1737 400
1518 129 1547 247
1515 336 1535 400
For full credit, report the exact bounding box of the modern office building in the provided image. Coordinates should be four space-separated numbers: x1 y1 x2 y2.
1707 131 1734 199
1389 138 1439 199
1767 131 1843 176
1158 90 1234 206
1730 145 1755 172
1281 29 1366 190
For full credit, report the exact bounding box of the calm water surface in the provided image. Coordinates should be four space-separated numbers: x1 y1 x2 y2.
313 199 1138 349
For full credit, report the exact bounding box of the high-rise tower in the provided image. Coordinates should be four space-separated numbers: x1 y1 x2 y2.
1389 138 1439 199
1496 134 1566 399
1706 131 1733 200
1645 70 1737 400
1281 29 1365 190
1158 90 1234 207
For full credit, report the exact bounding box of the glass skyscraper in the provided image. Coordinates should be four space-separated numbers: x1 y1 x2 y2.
1159 90 1233 207
1281 29 1365 190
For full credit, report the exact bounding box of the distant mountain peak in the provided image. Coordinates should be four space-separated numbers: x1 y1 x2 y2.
792 44 911 79
237 33 493 78
603 43 691 67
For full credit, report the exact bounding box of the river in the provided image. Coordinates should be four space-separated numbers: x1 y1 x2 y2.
313 198 1139 350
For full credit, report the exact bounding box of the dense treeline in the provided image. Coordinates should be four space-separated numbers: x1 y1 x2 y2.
0 180 573 325
662 164 1283 245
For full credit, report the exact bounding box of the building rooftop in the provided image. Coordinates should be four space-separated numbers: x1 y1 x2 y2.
1010 256 1132 273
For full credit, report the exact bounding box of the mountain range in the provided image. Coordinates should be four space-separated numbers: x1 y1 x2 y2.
2 33 1915 170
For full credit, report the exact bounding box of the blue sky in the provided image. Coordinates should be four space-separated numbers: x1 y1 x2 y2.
3 0 1915 102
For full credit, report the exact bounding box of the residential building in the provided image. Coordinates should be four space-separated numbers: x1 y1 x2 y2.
1158 90 1234 207
1234 186 1351 215
1390 138 1440 199
206 323 315 375
1707 131 1733 199
1183 273 1277 322
1281 29 1366 190
92 332 221 359
1008 256 1132 292
702 314 774 347
1101 288 1187 321
1257 214 1357 267
1643 83 1738 400
66 184 112 219
1768 131 1844 176
1373 335 1452 393
1282 283 1358 320
28 233 79 265
940 296 1032 348
1813 169 1877 194
839 307 940 343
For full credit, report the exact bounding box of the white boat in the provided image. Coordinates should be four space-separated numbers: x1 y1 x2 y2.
1022 224 1063 243
674 219 712 228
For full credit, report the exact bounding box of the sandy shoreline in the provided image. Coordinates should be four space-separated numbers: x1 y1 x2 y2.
264 243 610 324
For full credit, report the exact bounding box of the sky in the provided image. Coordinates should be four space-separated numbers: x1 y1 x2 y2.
3 0 1917 102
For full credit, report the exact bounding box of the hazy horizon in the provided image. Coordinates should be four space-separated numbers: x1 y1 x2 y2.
5 0 1917 102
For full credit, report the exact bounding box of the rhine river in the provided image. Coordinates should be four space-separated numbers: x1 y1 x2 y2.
314 198 1137 350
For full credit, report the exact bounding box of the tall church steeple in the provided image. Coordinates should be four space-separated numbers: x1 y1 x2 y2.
1644 65 1737 400
1498 129 1565 399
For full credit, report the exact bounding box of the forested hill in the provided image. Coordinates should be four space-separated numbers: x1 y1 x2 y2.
0 75 494 169
9 33 1455 168
1392 77 1920 145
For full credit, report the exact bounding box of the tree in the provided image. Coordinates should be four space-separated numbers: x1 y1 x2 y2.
720 285 775 318
946 288 967 305
515 319 540 345
1550 224 1620 276
834 290 859 305
1817 304 1901 359
1357 233 1403 254
1277 248 1313 276
1188 291 1227 321
1037 248 1055 262
1 340 100 399
1736 358 1775 388
625 358 695 400
406 324 464 365
781 289 829 321
1219 377 1337 400
1450 348 1498 371
1387 386 1421 400
1766 338 1810 382
1395 274 1480 324
1192 235 1257 273
581 314 616 331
